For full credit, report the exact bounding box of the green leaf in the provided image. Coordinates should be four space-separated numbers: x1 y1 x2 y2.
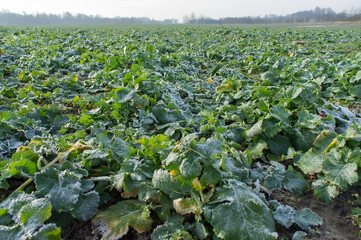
138 183 159 202
292 129 318 152
246 120 263 138
19 198 52 231
264 173 284 190
152 103 186 124
284 86 303 100
267 135 291 156
70 191 99 221
92 200 153 240
114 88 136 103
110 137 131 162
271 105 291 125
292 231 307 240
35 168 82 211
283 166 309 195
294 149 323 174
294 208 322 230
200 165 221 186
133 94 149 109
312 178 339 203
0 193 60 240
189 222 209 240
179 158 202 180
8 148 39 177
323 157 358 188
353 71 361 82
152 169 190 199
194 138 223 158
204 179 277 240
247 139 268 159
30 224 61 240
349 85 361 97
262 118 282 138
273 205 295 228
151 216 192 240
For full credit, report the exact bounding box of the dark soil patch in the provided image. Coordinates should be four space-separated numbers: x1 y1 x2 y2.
348 103 361 114
271 189 360 240
0 179 25 199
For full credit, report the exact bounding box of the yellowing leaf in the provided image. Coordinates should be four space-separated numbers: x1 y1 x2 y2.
313 130 337 153
92 200 152 240
173 197 199 215
169 170 178 177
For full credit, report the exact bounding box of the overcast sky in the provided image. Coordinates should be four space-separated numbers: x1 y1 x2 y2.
1 0 360 20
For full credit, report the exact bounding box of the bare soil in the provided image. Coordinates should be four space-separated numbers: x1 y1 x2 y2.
271 188 360 240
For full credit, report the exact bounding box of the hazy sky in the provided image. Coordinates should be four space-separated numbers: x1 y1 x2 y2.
1 0 360 20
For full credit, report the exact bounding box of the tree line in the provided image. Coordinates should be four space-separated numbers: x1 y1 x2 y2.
0 7 360 26
184 7 361 24
0 11 178 26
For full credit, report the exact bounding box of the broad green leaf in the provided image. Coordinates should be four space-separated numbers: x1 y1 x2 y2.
19 198 52 231
271 105 291 125
292 129 318 152
189 222 209 240
283 166 309 195
110 172 125 191
312 178 339 203
8 148 39 177
30 224 61 240
200 165 221 186
0 225 23 240
267 135 291 156
247 139 268 159
133 94 149 109
294 149 323 174
70 191 99 221
193 138 223 159
353 71 361 83
114 88 135 103
262 118 282 138
349 85 361 97
152 103 186 124
179 158 202 180
284 86 303 100
246 120 263 138
204 179 277 240
92 200 153 240
35 168 82 211
110 137 131 162
264 173 284 190
152 169 190 199
138 183 159 202
151 216 193 240
261 71 275 81
294 208 322 230
323 157 358 188
292 231 307 240
343 124 361 142
274 205 295 228
0 193 60 240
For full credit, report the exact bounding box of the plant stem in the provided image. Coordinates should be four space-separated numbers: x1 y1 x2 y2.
10 151 71 196
90 176 111 182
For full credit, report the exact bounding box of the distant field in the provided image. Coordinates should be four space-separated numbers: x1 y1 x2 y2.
1 25 361 240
